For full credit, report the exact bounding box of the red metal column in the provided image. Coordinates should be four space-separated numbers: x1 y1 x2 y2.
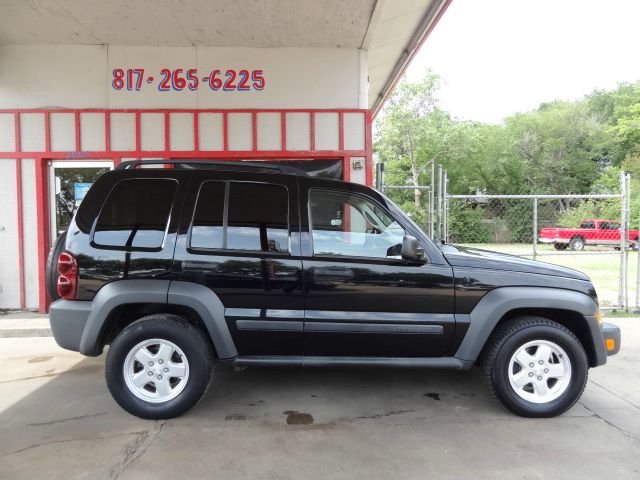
365 110 373 186
280 112 287 151
309 112 316 151
252 112 258 151
34 157 50 312
222 112 229 151
193 112 199 152
338 112 344 151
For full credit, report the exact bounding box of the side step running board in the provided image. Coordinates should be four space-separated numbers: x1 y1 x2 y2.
232 356 470 369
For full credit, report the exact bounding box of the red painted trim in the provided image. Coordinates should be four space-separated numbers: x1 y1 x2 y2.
113 157 122 168
338 112 344 151
44 112 51 152
15 159 25 309
342 156 350 182
365 110 373 186
74 111 81 151
34 158 49 313
193 112 199 151
343 156 351 233
0 150 367 160
104 111 111 152
1 108 368 114
164 112 170 151
0 150 366 160
280 113 287 151
310 112 315 151
252 112 258 151
14 113 21 153
135 111 141 159
222 112 229 151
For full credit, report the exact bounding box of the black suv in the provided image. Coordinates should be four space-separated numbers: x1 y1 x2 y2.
48 161 621 419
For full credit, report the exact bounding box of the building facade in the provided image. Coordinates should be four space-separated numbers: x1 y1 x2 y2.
0 0 450 311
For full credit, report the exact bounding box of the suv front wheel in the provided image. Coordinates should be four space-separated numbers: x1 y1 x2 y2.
483 316 588 417
106 314 214 419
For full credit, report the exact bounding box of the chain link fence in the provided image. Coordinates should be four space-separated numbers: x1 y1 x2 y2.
380 165 636 310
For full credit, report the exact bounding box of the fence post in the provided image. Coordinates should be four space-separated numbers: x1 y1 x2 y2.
430 161 435 239
619 172 628 310
437 164 443 243
532 197 538 260
636 178 640 312
375 162 384 191
443 170 449 242
625 173 632 310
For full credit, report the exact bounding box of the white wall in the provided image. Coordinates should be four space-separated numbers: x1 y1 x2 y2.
0 45 365 109
20 159 39 309
0 161 19 308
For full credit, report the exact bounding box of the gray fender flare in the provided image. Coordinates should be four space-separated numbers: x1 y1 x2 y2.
167 281 237 360
454 287 604 365
79 279 237 360
80 280 171 355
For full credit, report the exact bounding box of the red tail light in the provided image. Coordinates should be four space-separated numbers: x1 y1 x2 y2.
56 252 78 300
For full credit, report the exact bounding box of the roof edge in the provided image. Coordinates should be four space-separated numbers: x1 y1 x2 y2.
371 0 453 118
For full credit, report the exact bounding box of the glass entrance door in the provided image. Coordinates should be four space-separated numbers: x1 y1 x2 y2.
49 161 112 241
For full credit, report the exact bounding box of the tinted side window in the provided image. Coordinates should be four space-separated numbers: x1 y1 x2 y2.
190 181 225 249
227 183 289 252
190 181 289 253
600 222 620 230
93 179 177 249
309 189 405 259
580 221 595 229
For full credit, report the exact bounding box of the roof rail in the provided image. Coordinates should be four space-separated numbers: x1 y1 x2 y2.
116 159 308 176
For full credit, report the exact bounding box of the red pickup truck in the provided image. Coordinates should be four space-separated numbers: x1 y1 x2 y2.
539 219 639 251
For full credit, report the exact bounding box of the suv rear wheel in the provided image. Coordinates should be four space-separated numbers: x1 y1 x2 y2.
106 314 214 419
483 316 588 417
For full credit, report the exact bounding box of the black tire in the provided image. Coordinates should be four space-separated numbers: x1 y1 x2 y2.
569 236 585 251
105 314 214 419
45 231 67 301
482 316 588 418
553 243 568 251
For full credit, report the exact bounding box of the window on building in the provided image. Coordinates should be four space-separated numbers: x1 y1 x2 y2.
93 179 177 249
309 189 405 259
190 181 289 253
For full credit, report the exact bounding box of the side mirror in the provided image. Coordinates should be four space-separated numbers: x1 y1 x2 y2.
401 235 421 261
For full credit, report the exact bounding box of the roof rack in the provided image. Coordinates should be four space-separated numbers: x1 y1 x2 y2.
116 159 308 176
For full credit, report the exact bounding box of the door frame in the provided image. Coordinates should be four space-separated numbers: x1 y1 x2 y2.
48 160 113 242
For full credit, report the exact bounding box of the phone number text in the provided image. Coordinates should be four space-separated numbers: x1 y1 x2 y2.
111 68 266 92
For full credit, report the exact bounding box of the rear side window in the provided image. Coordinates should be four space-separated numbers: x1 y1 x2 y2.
93 179 177 249
190 181 289 253
600 222 620 230
580 221 595 229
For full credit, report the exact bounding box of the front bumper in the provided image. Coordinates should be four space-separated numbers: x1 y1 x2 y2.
601 322 621 356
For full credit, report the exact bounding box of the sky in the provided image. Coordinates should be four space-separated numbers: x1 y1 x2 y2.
405 0 640 124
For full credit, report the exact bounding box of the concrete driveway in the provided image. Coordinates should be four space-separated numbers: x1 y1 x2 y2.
0 317 639 480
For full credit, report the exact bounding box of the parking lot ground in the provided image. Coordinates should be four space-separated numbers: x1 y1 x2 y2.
0 319 639 480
